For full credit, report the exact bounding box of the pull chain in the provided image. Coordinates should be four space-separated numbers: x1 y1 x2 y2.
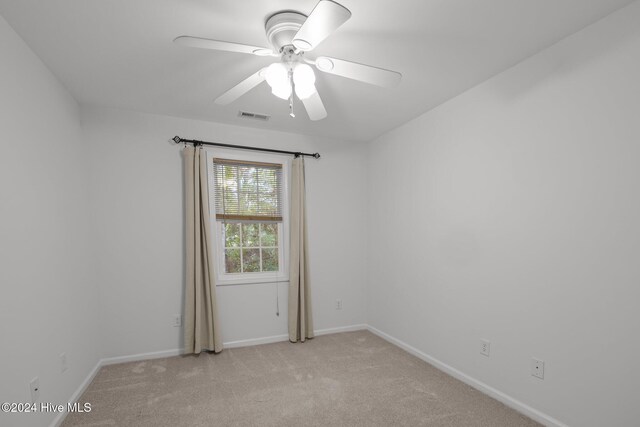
289 95 295 118
275 281 280 316
289 70 295 118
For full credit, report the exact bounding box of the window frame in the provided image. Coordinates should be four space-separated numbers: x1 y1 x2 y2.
206 148 290 286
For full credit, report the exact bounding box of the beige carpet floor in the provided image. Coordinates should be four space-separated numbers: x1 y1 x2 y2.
62 331 540 426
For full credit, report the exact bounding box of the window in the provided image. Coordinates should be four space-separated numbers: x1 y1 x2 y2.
207 151 289 285
220 223 279 273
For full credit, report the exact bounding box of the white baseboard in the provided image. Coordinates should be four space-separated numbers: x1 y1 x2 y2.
51 323 368 426
366 325 568 427
55 324 563 427
224 333 288 348
316 323 368 335
224 323 368 349
51 360 102 427
101 348 182 366
51 349 180 427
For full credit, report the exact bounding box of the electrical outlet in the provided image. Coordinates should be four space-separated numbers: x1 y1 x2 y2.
336 299 343 310
173 315 182 327
531 358 544 379
60 352 68 373
480 339 490 357
29 377 40 403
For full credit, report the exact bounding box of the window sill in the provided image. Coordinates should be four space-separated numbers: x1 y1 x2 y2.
216 275 289 287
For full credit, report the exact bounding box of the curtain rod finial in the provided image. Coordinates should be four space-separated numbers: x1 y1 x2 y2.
173 136 182 144
313 153 320 159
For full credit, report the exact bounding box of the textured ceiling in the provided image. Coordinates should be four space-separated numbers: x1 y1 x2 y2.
0 0 634 142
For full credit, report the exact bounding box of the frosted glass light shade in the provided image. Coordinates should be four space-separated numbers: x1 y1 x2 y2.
293 64 317 100
271 84 292 100
265 63 291 100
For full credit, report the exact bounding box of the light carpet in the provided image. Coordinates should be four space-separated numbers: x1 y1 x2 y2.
62 331 540 426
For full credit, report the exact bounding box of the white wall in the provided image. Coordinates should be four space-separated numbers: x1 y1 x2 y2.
81 106 368 358
367 3 640 427
4 1 639 425
0 14 101 427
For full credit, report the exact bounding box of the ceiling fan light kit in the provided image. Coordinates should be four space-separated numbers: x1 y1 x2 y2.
265 62 292 100
174 0 402 121
265 49 318 102
293 64 316 100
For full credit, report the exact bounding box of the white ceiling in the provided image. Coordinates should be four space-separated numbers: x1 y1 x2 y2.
0 0 634 142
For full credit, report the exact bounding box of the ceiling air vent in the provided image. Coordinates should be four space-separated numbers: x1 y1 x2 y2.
238 111 270 121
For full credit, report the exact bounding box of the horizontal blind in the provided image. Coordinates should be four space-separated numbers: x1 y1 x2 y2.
213 158 283 222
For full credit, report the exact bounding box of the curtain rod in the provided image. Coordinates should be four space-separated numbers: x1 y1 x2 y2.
173 136 321 159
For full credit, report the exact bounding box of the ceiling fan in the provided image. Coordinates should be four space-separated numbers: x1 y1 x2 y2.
174 0 402 121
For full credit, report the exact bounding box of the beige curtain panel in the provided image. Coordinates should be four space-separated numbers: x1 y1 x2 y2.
183 146 223 354
288 156 314 342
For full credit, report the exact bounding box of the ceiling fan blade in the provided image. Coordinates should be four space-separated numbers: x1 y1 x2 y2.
292 0 351 51
215 68 266 105
301 91 327 121
312 56 402 88
174 36 275 56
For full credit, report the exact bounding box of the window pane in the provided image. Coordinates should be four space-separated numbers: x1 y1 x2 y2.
225 249 241 273
260 223 278 246
242 248 260 272
223 190 238 214
261 248 279 272
217 166 238 213
242 223 259 247
224 223 240 247
258 169 278 215
213 159 283 221
239 166 258 215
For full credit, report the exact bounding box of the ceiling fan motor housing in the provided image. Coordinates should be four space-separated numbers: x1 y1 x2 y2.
265 12 306 53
